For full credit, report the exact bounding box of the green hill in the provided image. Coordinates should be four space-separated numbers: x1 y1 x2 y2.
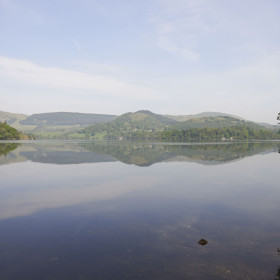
80 110 177 139
135 110 178 125
0 111 117 139
79 110 279 141
83 111 266 136
113 110 177 129
172 115 265 130
20 112 117 126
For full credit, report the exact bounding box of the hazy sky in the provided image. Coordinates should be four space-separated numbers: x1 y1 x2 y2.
0 0 279 123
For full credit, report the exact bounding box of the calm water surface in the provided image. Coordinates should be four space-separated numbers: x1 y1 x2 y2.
0 141 280 280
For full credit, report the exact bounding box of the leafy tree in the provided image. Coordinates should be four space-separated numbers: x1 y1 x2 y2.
0 122 20 140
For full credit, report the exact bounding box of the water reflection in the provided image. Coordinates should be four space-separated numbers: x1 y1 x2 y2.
0 141 280 279
0 141 279 166
276 266 280 280
0 143 20 156
276 249 280 280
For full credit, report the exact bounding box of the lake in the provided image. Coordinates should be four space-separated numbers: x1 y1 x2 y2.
0 141 280 280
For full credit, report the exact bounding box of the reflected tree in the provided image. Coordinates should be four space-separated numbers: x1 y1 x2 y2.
275 248 280 280
275 266 280 280
0 143 19 157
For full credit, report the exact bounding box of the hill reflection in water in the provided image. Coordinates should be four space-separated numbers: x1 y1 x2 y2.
1 141 279 166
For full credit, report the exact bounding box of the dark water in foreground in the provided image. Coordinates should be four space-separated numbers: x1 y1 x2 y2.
0 141 280 280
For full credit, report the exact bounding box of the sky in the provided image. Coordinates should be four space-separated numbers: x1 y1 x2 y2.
0 0 279 124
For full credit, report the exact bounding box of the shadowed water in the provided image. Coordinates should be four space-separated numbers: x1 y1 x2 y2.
0 141 280 279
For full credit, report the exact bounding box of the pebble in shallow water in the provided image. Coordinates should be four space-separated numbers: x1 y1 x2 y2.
198 239 208 246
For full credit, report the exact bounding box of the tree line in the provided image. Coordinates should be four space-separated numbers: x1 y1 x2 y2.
101 125 280 141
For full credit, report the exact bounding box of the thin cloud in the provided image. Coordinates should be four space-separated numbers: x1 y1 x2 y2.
152 0 280 63
72 39 88 55
152 0 205 60
157 32 199 60
0 56 161 101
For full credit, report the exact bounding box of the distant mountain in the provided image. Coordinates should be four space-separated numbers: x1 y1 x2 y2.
0 111 29 130
166 112 277 129
20 112 117 126
1 111 118 138
165 112 244 122
172 115 265 130
256 122 277 129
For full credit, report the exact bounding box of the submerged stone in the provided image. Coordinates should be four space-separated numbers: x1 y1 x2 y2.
198 238 208 246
